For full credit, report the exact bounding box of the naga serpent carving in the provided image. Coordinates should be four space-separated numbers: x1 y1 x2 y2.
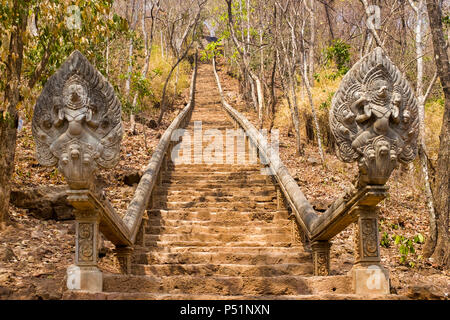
330 47 419 186
32 50 123 189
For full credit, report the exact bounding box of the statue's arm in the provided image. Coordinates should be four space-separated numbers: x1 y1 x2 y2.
390 94 401 123
355 104 372 123
54 108 65 128
85 108 99 129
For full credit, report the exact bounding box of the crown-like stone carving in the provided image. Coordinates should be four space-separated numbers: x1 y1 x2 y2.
330 47 419 186
32 50 123 190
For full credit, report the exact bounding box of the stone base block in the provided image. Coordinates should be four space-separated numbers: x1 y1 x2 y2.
351 265 389 295
67 265 103 292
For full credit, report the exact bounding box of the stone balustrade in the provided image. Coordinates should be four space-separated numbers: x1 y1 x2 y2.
212 47 419 295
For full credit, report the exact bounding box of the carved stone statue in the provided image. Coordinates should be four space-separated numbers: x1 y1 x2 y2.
330 47 419 186
32 50 123 190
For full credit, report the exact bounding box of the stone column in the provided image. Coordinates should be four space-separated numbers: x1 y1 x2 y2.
115 246 134 274
66 209 102 292
311 240 331 276
351 206 389 295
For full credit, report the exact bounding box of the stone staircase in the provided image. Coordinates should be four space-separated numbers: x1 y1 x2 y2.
63 64 393 300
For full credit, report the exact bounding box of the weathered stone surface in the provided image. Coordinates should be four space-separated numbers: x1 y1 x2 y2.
330 47 419 186
351 265 390 295
406 285 448 300
0 246 17 263
67 265 102 292
10 186 74 220
32 50 123 190
121 170 142 186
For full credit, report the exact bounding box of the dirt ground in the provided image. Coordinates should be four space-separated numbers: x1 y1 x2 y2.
0 61 448 300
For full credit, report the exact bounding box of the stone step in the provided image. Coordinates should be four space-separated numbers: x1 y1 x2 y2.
162 172 267 179
131 263 313 277
144 240 299 248
133 251 310 265
167 164 261 170
145 224 291 235
147 218 293 228
147 209 289 221
154 188 276 197
154 195 276 203
161 178 270 185
134 245 305 254
63 291 405 300
102 275 315 295
159 182 270 188
144 232 293 243
153 201 277 211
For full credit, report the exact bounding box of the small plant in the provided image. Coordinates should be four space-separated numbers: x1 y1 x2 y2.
380 232 391 248
413 233 425 244
200 35 225 61
392 233 424 267
394 235 415 264
324 39 351 78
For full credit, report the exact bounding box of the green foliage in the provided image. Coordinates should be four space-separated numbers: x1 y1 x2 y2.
380 232 391 248
200 36 225 61
0 0 129 119
324 39 351 79
0 111 16 128
394 235 415 264
319 92 335 111
413 233 425 244
379 233 425 267
443 15 450 26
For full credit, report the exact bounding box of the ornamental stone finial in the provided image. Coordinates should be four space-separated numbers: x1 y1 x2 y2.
330 47 419 187
32 50 123 190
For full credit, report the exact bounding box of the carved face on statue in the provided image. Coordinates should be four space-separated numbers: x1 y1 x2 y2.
330 47 419 187
32 50 123 190
63 80 88 110
369 79 390 102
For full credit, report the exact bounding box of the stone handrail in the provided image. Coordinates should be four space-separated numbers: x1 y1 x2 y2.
121 59 197 244
67 55 198 250
213 57 333 237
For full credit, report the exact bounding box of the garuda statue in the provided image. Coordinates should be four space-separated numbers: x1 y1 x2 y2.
32 50 123 190
330 47 419 187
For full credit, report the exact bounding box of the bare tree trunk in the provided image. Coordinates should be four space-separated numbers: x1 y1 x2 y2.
269 50 277 131
125 0 138 99
254 74 265 128
424 0 449 268
161 30 164 59
106 11 111 78
323 0 335 43
250 77 258 112
157 57 183 124
125 38 134 97
408 0 437 246
287 69 303 156
0 1 29 229
306 0 315 86
299 66 325 165
174 63 180 97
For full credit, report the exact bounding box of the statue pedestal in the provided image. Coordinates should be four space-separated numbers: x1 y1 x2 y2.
66 265 103 292
351 264 389 295
351 206 390 295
